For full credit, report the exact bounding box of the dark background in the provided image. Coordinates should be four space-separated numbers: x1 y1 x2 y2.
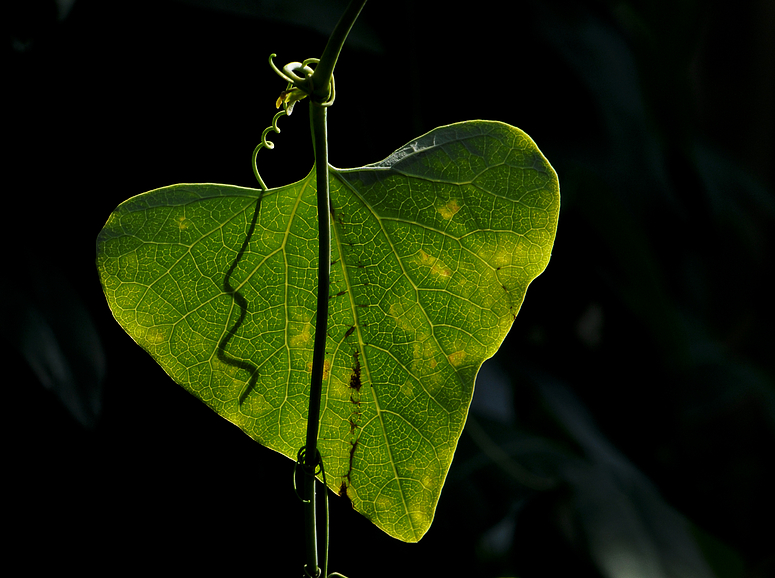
3 0 774 576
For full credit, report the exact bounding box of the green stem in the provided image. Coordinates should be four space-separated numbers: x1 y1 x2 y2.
302 100 329 577
310 0 368 103
304 105 330 472
300 2 367 576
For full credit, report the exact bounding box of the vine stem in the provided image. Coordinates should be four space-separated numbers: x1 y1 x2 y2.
301 1 368 576
309 0 367 102
302 101 330 577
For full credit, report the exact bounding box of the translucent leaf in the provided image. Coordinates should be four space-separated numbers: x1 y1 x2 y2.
96 120 559 541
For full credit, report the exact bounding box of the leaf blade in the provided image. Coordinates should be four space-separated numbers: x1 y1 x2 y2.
96 120 559 542
326 121 559 540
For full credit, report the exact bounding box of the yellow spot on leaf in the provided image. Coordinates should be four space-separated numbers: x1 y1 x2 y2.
389 301 415 331
491 248 512 268
447 350 466 367
289 322 312 348
412 340 440 369
305 359 331 380
177 215 189 231
417 249 451 279
410 510 430 529
438 199 461 220
376 495 392 511
410 340 444 392
143 325 168 346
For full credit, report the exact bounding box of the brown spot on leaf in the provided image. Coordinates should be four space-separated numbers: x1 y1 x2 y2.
338 481 352 508
348 438 358 474
349 350 362 391
339 481 347 496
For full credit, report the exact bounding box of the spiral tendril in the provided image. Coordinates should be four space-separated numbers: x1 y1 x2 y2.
252 108 288 191
253 54 336 190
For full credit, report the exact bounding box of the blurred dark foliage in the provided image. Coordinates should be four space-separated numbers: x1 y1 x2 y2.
3 0 773 576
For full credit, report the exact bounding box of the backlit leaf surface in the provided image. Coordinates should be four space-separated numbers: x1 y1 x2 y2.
96 120 559 541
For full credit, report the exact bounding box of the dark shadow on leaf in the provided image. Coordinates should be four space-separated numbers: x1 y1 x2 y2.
216 196 262 405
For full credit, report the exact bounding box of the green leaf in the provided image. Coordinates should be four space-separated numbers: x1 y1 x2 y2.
96 120 559 542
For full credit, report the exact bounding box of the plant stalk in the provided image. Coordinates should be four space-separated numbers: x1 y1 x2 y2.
302 101 329 577
301 2 367 575
310 0 368 103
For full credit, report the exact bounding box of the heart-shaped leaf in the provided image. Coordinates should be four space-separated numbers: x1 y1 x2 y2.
96 120 559 541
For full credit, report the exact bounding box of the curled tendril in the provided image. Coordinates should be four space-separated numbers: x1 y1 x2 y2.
268 52 312 83
253 54 337 190
268 53 319 84
252 107 288 191
303 57 337 108
293 447 325 503
268 53 336 106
